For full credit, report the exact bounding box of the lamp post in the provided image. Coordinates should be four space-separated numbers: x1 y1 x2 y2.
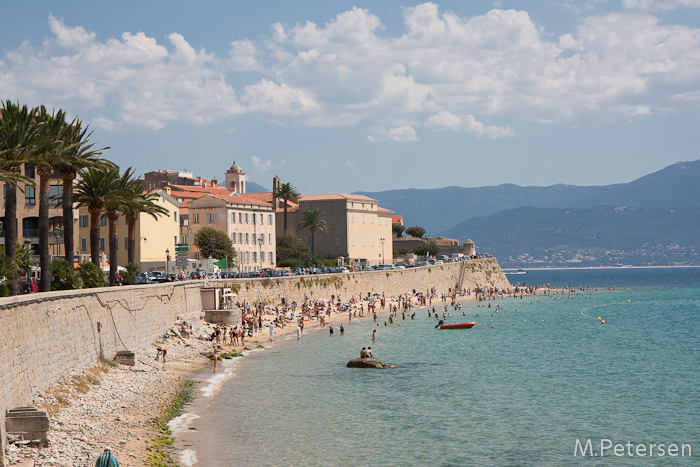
380 237 385 265
165 249 170 275
24 238 32 291
259 234 264 272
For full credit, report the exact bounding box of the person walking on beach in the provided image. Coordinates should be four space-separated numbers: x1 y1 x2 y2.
95 447 119 466
372 329 376 341
297 325 301 341
329 324 334 336
340 323 345 335
269 324 274 342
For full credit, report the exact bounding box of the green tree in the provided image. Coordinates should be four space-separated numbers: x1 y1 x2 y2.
273 182 300 234
298 209 329 256
103 167 137 285
392 223 406 238
276 233 314 267
405 226 426 238
54 118 110 269
0 101 43 295
194 226 236 260
74 167 125 267
76 261 107 288
413 241 439 256
50 258 82 290
120 183 169 266
33 107 75 292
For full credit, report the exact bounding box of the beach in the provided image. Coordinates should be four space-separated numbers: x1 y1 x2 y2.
7 280 535 466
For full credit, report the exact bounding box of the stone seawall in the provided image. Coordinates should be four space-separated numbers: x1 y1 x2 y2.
216 257 511 306
0 258 509 466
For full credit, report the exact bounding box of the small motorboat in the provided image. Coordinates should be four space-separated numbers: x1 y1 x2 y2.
439 322 476 329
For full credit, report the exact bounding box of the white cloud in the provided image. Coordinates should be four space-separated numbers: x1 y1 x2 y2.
368 125 418 142
251 156 273 172
344 161 354 168
2 5 700 136
424 111 514 138
623 0 700 10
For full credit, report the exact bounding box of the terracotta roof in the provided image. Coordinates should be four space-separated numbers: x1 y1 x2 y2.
392 215 403 224
377 207 394 213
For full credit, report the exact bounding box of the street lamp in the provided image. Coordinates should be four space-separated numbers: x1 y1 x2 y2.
259 234 264 271
165 248 170 275
24 238 32 291
380 237 385 264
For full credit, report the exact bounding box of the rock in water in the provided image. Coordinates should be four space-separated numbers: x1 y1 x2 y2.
346 358 397 368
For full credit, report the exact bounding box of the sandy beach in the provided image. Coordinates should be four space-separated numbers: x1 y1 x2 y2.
6 284 544 466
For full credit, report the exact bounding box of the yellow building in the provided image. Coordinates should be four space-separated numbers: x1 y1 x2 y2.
186 193 276 273
297 194 393 267
0 164 72 257
77 191 181 273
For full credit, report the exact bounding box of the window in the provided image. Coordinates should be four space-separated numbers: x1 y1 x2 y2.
193 213 199 224
245 213 249 224
260 235 265 245
268 252 273 263
245 251 250 262
81 237 87 251
252 251 257 263
49 185 62 206
99 237 105 251
385 217 388 226
79 214 88 228
362 213 365 224
268 214 273 225
232 233 236 244
24 163 35 179
238 233 242 244
351 213 354 223
174 211 178 223
174 235 178 246
245 233 249 244
352 236 355 246
206 212 217 223
24 186 36 205
231 212 236 223
269 233 272 244
371 214 374 224
100 215 107 227
239 213 242 223
362 236 366 246
371 237 374 247
252 213 256 224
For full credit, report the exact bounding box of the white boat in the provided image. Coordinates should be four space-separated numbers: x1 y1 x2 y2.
505 268 527 275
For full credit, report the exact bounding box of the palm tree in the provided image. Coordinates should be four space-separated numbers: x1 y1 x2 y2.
103 168 136 285
273 182 300 234
33 106 74 292
74 167 123 268
121 183 169 266
298 209 329 257
54 119 110 269
0 101 43 295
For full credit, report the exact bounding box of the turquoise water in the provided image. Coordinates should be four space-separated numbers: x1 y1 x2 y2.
176 268 700 466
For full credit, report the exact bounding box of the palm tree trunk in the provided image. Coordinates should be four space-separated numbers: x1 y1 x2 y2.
283 203 288 234
107 212 118 285
127 215 136 265
89 207 101 266
310 228 316 256
61 171 76 268
38 171 52 292
5 181 19 296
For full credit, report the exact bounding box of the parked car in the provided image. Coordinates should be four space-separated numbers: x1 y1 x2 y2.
19 276 39 293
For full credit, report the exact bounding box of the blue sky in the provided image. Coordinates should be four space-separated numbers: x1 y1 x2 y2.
2 0 699 194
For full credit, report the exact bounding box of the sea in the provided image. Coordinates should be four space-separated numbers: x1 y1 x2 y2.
170 267 700 466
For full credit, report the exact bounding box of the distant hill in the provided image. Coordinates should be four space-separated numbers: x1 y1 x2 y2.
246 181 269 193
440 205 700 267
357 159 700 234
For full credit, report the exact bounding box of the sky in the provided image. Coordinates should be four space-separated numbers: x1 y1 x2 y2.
1 0 699 194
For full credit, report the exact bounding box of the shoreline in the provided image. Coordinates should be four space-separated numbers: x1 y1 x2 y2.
503 265 700 270
10 284 536 466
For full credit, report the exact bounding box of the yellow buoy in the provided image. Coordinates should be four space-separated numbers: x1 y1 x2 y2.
628 300 630 303
601 320 605 324
597 317 601 321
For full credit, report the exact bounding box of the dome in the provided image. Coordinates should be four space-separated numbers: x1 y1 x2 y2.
228 160 242 173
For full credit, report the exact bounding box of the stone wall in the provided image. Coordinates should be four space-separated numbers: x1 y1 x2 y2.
0 258 509 466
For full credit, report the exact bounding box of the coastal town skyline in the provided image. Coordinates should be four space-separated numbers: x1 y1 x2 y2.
2 1 699 193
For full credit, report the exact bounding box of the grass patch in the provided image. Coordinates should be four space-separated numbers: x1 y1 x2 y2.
146 380 195 466
71 375 90 394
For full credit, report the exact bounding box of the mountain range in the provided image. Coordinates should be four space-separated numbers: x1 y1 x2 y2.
356 160 700 267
